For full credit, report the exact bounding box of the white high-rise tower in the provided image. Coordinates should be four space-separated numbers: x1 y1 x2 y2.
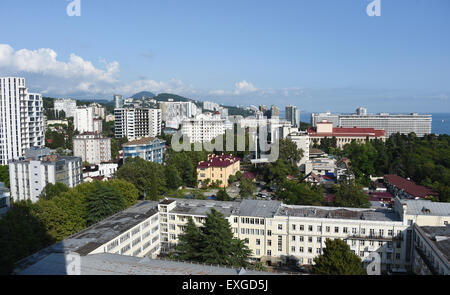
0 77 45 165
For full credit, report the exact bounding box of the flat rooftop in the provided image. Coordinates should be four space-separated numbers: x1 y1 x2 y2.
14 200 159 273
234 199 281 218
169 199 240 218
18 253 278 275
418 225 450 262
276 205 401 222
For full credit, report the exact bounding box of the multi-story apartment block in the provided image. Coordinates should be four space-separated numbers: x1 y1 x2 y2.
122 137 166 164
73 133 111 164
312 108 432 137
308 120 386 148
286 131 310 166
181 113 226 143
114 108 162 141
8 147 83 203
14 197 450 275
0 77 45 165
74 106 95 133
114 94 124 109
159 101 199 129
89 102 106 119
54 98 77 118
311 112 340 127
285 105 300 128
197 154 240 188
93 118 102 134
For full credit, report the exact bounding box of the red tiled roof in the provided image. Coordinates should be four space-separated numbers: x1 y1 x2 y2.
197 154 240 168
308 127 385 138
242 172 256 180
384 175 438 198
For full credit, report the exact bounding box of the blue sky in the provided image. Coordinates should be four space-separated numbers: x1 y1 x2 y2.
0 0 449 113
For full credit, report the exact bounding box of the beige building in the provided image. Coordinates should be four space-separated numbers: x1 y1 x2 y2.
197 154 240 188
308 120 386 148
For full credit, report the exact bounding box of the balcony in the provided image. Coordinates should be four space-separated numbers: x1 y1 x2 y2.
345 234 395 242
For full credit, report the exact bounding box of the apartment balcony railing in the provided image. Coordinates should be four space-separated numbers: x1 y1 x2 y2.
345 234 401 241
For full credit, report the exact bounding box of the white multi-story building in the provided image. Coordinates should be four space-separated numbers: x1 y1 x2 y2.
0 77 45 165
15 197 450 275
114 108 162 141
74 106 95 133
203 101 220 111
312 108 432 137
181 113 226 143
114 94 124 109
73 133 111 164
8 147 82 203
93 118 102 134
54 98 77 118
89 102 106 119
159 101 199 129
286 131 310 166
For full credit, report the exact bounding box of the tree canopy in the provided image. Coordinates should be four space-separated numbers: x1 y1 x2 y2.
313 238 366 275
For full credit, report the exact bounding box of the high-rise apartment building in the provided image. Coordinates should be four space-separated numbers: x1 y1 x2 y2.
8 147 82 203
54 98 77 117
0 77 45 165
285 105 301 128
270 105 280 118
114 108 162 141
159 101 198 129
89 102 106 119
181 113 226 143
73 133 111 164
74 106 95 133
114 94 124 109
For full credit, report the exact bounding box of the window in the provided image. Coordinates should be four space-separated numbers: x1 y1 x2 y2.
352 240 356 246
278 236 282 251
256 239 261 246
234 217 238 223
388 230 393 236
268 240 272 246
343 227 348 233
308 237 313 243
300 225 304 231
278 224 283 230
316 248 321 254
292 224 296 231
370 240 374 246
267 250 272 256
370 229 375 236
291 246 295 252
379 229 384 237
292 236 296 241
317 237 322 243
307 259 312 265
326 226 330 233
361 228 366 235
268 230 272 236
360 251 364 257
299 236 304 242
352 228 357 234
334 227 339 233
395 253 401 260
317 226 322 232
299 247 304 253
308 247 312 253
308 225 313 232
256 249 260 256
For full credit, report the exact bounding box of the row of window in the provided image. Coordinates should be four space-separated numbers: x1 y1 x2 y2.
237 217 265 225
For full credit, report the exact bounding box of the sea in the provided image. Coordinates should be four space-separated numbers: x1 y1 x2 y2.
279 111 450 135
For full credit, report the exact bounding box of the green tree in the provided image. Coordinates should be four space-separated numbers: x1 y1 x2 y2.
0 201 54 274
216 188 231 201
165 164 183 190
108 179 139 207
200 208 250 267
86 182 126 225
240 178 256 198
332 180 371 208
39 182 69 200
313 238 366 275
276 180 324 205
0 165 9 188
175 217 203 261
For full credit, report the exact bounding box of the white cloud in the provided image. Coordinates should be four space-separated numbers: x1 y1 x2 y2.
0 44 305 103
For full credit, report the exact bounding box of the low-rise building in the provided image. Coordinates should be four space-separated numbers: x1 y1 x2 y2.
384 175 439 200
197 154 240 188
73 133 111 164
82 161 119 180
122 137 166 164
308 120 386 148
8 147 83 203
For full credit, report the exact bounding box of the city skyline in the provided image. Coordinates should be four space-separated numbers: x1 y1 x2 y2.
0 0 449 113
